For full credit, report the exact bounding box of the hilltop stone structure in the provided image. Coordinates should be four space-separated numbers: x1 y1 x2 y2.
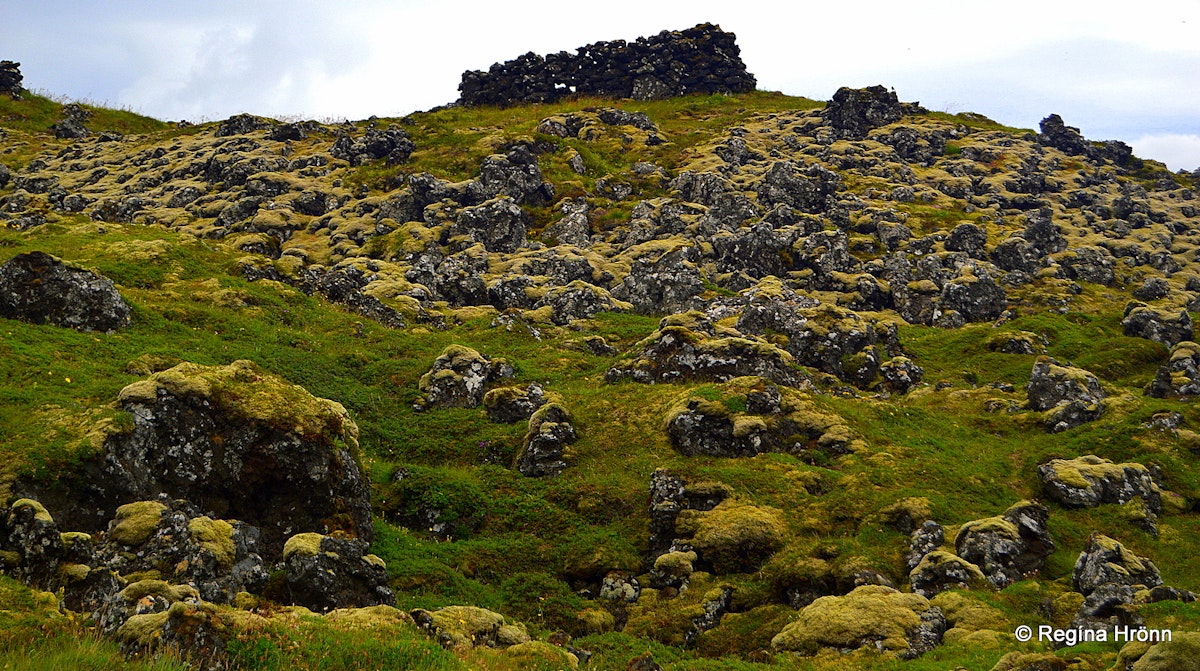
0 60 21 98
457 23 756 106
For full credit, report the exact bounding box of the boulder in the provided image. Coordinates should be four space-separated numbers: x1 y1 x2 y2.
1123 306 1193 347
909 550 987 599
483 383 548 423
1025 357 1106 432
451 196 530 253
0 251 132 332
1038 456 1162 513
1073 533 1161 596
13 360 371 553
0 60 22 97
1147 341 1200 397
905 520 944 571
955 501 1055 589
331 126 414 165
411 605 525 649
771 585 946 659
514 403 577 477
665 378 859 460
537 281 630 325
937 266 1007 323
542 197 592 247
606 322 804 387
467 145 554 206
0 499 64 589
282 533 395 612
755 161 841 213
673 501 786 574
215 114 270 137
611 247 705 315
880 357 925 394
822 86 904 140
416 345 514 410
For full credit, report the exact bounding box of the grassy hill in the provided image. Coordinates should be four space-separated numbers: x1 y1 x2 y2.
2 84 1200 671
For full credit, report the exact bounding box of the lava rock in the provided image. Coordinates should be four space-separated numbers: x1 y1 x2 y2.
282 533 395 612
1073 533 1161 596
417 344 514 410
1147 341 1200 397
483 383 548 423
0 251 132 332
1025 357 1106 432
955 501 1055 589
1038 455 1162 513
771 585 946 659
514 403 577 477
1122 306 1193 347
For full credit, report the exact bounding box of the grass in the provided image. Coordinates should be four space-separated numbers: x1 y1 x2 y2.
1 86 1198 670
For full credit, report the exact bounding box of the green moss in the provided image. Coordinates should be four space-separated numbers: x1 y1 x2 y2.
108 501 167 546
9 499 53 523
770 585 933 655
424 605 507 648
283 532 326 559
675 501 786 574
188 516 235 567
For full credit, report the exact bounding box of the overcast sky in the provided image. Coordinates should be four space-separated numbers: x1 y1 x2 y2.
5 0 1199 170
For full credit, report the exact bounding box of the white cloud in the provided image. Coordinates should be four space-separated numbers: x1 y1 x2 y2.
1129 134 1200 172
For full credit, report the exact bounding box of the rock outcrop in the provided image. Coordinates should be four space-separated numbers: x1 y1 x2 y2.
1025 357 1106 432
416 344 514 410
771 585 946 659
13 360 372 552
0 60 22 97
0 251 132 332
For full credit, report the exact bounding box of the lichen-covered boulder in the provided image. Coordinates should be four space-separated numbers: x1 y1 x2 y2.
450 196 530 253
770 585 946 659
909 550 987 598
937 266 1007 324
416 344 514 410
281 533 395 612
1147 341 1200 398
0 499 63 589
1123 306 1193 347
665 378 860 460
880 356 924 394
92 498 268 604
673 500 786 574
0 251 132 332
606 320 805 387
955 501 1055 589
1038 456 1162 513
14 360 371 554
611 247 705 315
1121 631 1200 671
411 605 526 649
483 383 548 423
1025 357 1106 432
536 281 630 325
514 403 578 477
1073 533 1162 596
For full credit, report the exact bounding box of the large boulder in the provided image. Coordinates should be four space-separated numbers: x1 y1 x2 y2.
665 378 859 460
0 251 132 332
281 533 395 612
673 500 786 574
1025 357 1106 432
1147 341 1200 397
416 345 514 410
1073 533 1162 596
954 501 1055 589
1038 456 1162 513
1123 306 1193 347
13 360 371 553
771 585 946 659
822 86 904 140
514 403 578 477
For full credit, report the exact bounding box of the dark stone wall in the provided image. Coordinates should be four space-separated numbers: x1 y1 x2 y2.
0 60 23 98
457 23 757 107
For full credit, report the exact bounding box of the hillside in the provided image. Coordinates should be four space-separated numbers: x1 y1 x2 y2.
2 37 1200 671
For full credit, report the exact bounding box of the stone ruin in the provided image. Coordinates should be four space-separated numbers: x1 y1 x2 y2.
457 23 757 107
0 60 22 98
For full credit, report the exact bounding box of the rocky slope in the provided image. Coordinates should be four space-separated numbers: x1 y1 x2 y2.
2 29 1200 671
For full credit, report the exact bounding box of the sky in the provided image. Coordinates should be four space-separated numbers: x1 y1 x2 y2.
5 0 1199 171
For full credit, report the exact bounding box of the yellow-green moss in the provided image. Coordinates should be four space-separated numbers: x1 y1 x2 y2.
503 641 577 668
283 532 326 559
1130 632 1200 670
576 608 616 635
324 604 411 628
108 501 167 546
117 360 359 452
188 516 235 567
771 585 932 655
426 605 507 648
119 579 198 604
674 501 786 574
9 499 53 523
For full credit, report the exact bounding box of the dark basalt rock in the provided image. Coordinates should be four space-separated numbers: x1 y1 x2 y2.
612 247 705 315
450 196 530 253
457 23 755 107
484 383 548 424
215 114 269 137
1038 456 1162 513
282 533 395 612
1025 357 1106 432
1073 533 1161 596
955 501 1055 589
606 324 805 387
13 360 373 555
822 85 904 140
514 403 578 477
466 145 554 206
416 344 514 410
0 60 22 98
332 126 414 166
1147 341 1200 397
0 251 132 332
1122 305 1193 347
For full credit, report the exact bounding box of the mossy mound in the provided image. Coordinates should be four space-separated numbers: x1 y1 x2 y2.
674 500 787 574
770 584 945 658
